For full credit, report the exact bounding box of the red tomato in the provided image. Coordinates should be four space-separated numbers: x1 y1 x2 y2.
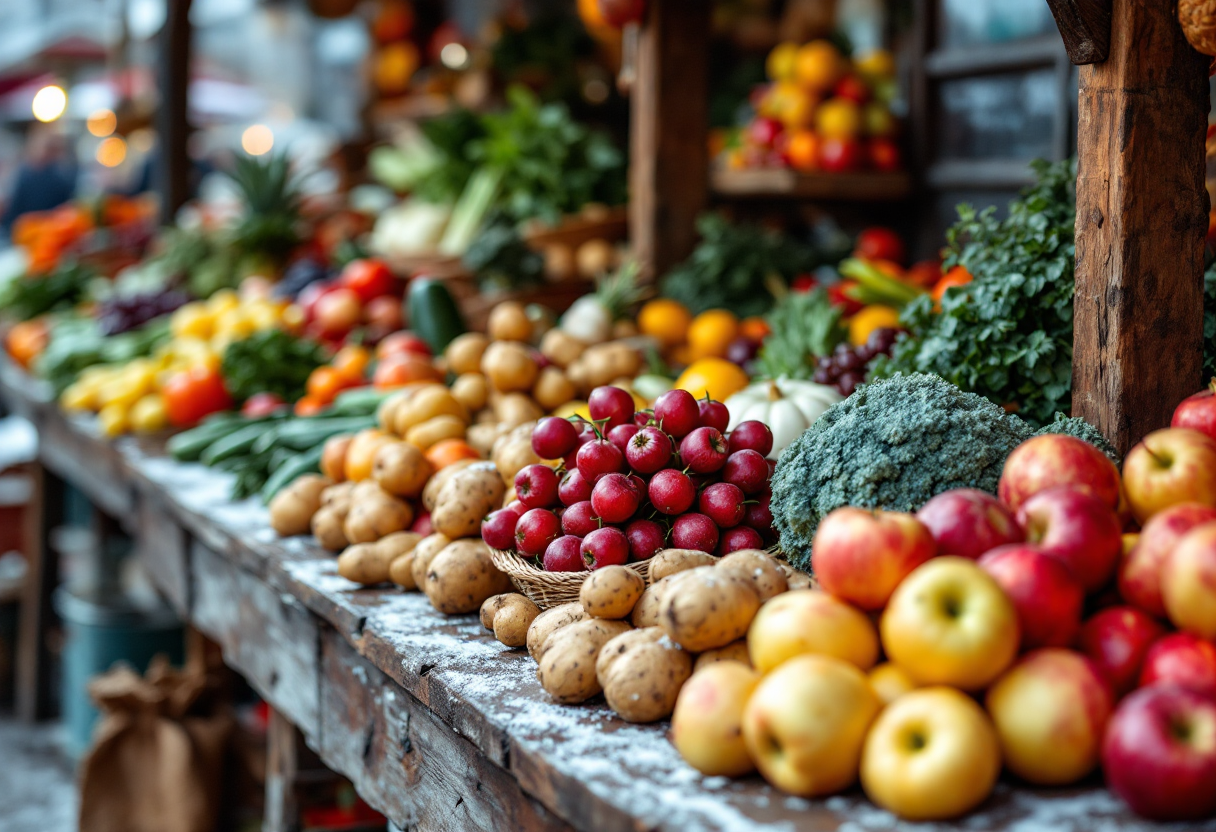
293 395 328 416
241 392 287 418
869 138 902 173
339 258 397 303
746 116 784 150
833 75 871 104
854 227 906 266
598 0 647 27
818 138 863 172
314 287 363 337
372 353 443 389
364 295 403 331
376 331 432 360
826 282 866 317
791 275 819 293
297 281 334 324
163 366 233 427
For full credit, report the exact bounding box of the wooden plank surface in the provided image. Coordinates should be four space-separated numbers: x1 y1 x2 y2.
711 168 913 202
4 367 1212 831
1072 0 1210 453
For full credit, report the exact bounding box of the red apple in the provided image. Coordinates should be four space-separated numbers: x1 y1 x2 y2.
1139 632 1216 697
1103 685 1216 821
1122 428 1216 524
979 545 1084 649
1017 487 1122 591
1076 606 1167 697
818 138 863 173
998 434 1122 512
811 508 936 610
1171 379 1216 442
1120 503 1216 618
1161 521 1216 640
915 488 1022 560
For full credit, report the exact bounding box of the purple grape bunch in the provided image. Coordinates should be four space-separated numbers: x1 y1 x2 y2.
813 327 899 396
97 289 192 336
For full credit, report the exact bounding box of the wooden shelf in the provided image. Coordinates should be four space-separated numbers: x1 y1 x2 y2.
710 168 913 202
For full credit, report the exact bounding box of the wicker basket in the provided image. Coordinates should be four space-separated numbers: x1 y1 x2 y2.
490 549 652 610
1181 0 1216 56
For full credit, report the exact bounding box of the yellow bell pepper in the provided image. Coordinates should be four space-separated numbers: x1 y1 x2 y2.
97 403 129 437
129 394 169 433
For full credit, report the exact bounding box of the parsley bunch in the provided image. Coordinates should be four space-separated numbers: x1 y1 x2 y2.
873 159 1077 426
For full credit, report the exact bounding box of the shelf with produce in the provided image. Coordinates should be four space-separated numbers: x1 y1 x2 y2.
710 167 913 202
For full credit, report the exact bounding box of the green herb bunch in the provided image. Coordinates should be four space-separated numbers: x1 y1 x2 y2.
0 263 95 321
872 159 1077 426
754 287 845 380
221 329 327 404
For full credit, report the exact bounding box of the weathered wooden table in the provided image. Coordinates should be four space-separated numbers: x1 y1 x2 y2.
3 362 1209 832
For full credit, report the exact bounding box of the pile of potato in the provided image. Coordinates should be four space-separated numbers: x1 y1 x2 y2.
481 548 811 724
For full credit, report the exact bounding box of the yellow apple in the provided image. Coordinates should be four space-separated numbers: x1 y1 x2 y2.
747 589 879 674
880 557 1018 691
1122 428 1216 523
860 687 1001 820
1161 521 1216 640
742 655 880 797
985 649 1114 785
868 662 918 705
671 663 760 777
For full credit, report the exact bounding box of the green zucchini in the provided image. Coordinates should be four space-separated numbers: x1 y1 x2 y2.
260 445 324 504
251 415 376 454
167 413 253 461
199 422 278 466
408 278 466 355
329 387 392 417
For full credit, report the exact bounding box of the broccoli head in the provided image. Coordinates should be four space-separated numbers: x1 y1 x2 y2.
1035 414 1120 464
771 373 1036 571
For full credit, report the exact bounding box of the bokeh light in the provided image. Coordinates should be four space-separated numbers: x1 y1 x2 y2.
241 124 274 155
32 86 67 122
439 42 469 70
87 109 117 137
97 136 127 167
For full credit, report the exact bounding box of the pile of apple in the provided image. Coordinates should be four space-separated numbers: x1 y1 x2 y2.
480 386 777 569
670 383 1216 823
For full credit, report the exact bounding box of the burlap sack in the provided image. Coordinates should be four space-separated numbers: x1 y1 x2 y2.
78 656 234 832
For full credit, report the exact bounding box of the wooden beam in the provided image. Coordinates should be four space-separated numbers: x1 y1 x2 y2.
629 0 709 278
1073 0 1210 453
156 0 193 224
1046 0 1113 64
15 463 63 722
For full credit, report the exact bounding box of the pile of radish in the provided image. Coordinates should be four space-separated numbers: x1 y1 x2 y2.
481 386 777 571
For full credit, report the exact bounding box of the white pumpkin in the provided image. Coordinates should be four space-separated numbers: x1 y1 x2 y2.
725 378 842 460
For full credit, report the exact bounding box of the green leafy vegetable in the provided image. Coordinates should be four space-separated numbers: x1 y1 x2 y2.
660 214 826 318
0 263 95 321
34 317 170 394
220 329 327 404
872 159 1076 426
462 219 544 291
754 288 845 380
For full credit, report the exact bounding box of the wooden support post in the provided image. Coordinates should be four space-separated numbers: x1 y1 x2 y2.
629 0 710 278
15 463 64 722
264 707 303 832
156 0 193 224
1046 0 1113 64
1072 0 1210 453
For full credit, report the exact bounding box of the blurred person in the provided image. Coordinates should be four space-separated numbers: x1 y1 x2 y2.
0 124 78 241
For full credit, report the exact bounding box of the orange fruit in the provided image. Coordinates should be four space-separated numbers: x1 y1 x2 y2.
855 49 896 80
767 41 800 82
374 42 420 95
848 306 902 347
425 438 481 469
816 98 863 140
740 316 772 343
674 358 750 402
687 310 740 360
786 130 821 172
795 40 845 92
638 299 693 348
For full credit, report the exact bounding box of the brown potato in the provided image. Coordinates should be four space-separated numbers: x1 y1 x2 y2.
422 458 478 511
631 578 672 628
311 505 348 551
532 367 577 412
320 481 357 513
405 414 466 450
321 435 354 482
539 329 585 369
487 301 532 343
394 386 467 436
658 567 761 652
376 391 409 434
423 540 513 615
527 602 587 662
431 465 506 539
451 373 489 413
597 627 693 723
580 566 645 620
780 563 816 591
337 532 418 585
410 533 453 589
466 422 509 457
268 474 331 537
649 549 719 583
494 393 544 427
491 425 540 485
482 341 539 393
445 333 490 375
693 640 752 672
372 441 433 499
537 618 632 704
480 593 541 648
343 496 413 544
717 550 789 602
388 551 417 590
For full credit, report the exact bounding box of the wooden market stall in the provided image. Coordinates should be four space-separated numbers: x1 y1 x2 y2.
5 0 1216 830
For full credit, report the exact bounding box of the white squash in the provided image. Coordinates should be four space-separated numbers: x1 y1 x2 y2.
724 378 842 460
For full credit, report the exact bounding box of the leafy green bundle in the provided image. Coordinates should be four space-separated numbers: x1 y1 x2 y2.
220 329 327 404
753 288 845 380
873 159 1076 426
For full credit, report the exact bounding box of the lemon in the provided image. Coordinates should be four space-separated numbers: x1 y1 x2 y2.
766 41 800 82
171 303 213 340
98 403 129 437
638 299 693 349
130 394 169 434
61 383 96 412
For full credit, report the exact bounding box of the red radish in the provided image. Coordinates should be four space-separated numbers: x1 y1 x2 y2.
591 473 642 524
481 509 520 550
515 509 561 556
680 427 729 474
532 417 580 459
576 437 626 482
544 536 588 572
728 420 774 457
627 473 647 498
653 389 700 439
608 423 640 454
410 511 432 536
562 501 601 537
563 424 599 469
698 398 730 433
672 513 720 554
648 469 697 515
588 386 636 433
633 410 656 428
722 449 770 495
719 525 764 555
582 527 630 569
699 482 746 528
558 469 593 506
515 464 559 509
625 518 666 561
626 426 674 474
503 501 527 518
743 490 775 539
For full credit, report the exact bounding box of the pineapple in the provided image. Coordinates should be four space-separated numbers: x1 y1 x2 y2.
229 152 302 270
